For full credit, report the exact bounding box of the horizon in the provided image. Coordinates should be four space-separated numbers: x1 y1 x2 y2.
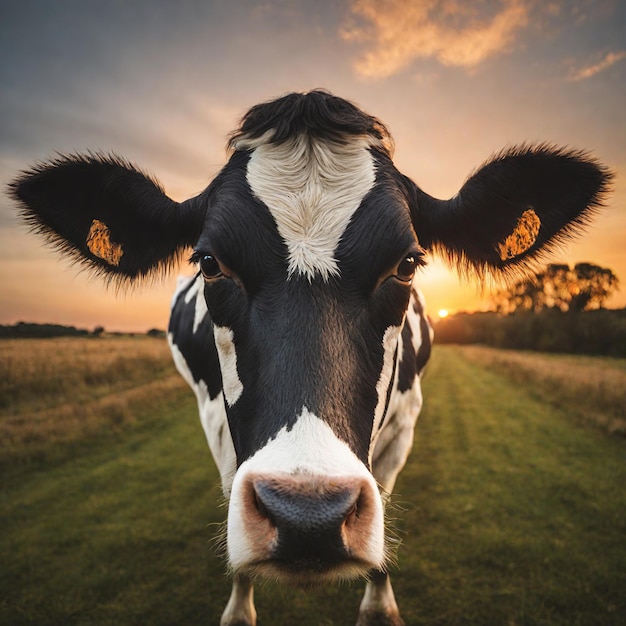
1 1 625 332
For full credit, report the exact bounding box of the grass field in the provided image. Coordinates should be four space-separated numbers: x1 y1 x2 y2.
1 339 625 625
0 337 187 468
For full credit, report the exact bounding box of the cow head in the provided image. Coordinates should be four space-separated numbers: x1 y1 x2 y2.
10 91 612 583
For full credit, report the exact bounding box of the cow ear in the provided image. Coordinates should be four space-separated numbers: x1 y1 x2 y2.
407 145 613 278
9 153 205 284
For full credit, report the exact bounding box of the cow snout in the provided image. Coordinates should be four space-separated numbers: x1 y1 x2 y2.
228 473 385 582
254 476 364 565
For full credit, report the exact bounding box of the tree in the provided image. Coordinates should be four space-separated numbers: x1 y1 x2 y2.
494 263 619 314
569 263 620 312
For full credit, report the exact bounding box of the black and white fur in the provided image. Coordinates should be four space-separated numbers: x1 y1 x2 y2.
10 90 612 626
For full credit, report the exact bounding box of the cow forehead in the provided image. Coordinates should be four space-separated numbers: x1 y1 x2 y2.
245 135 377 282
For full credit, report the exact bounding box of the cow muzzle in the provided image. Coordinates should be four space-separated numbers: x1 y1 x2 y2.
226 472 385 583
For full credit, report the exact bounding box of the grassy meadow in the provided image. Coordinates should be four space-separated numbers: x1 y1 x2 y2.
0 337 186 467
1 339 625 625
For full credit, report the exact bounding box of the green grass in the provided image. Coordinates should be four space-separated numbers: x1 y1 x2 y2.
395 346 626 625
458 346 626 434
1 341 625 625
1 390 225 626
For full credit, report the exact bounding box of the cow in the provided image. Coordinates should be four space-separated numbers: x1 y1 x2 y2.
10 90 611 626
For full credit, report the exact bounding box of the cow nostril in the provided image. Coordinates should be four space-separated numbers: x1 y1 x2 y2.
343 496 360 528
250 481 274 525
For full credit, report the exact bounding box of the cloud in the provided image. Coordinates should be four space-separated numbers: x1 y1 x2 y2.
568 50 626 81
342 0 530 78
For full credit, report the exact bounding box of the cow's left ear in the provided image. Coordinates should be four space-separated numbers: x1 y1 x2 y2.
10 153 206 283
406 145 613 277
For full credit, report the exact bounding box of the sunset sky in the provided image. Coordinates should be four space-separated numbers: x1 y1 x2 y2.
1 0 625 332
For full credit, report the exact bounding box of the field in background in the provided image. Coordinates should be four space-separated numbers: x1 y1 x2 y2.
0 336 186 466
1 339 625 625
459 346 626 435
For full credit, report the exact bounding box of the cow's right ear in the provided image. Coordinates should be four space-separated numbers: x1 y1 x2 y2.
9 153 206 283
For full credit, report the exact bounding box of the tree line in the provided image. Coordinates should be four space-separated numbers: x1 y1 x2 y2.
435 262 625 357
0 322 166 339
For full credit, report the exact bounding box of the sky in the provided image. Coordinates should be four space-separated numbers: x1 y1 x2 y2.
1 0 625 332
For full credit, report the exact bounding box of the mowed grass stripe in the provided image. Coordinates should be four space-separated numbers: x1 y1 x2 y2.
459 345 626 434
395 346 626 625
1 340 625 625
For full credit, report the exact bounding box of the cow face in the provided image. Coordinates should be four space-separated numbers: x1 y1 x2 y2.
10 91 612 585
178 141 425 579
192 143 419 462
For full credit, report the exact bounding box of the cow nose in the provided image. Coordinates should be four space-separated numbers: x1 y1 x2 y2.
249 475 374 570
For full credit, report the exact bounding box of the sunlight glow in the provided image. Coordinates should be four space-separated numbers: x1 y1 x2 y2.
438 309 449 319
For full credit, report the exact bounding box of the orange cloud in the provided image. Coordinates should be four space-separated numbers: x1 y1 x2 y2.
569 50 626 81
342 0 530 78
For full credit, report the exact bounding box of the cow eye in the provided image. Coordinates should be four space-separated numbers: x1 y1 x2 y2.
396 255 418 282
199 254 223 280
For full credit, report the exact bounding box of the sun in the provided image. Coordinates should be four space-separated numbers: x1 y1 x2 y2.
438 309 449 319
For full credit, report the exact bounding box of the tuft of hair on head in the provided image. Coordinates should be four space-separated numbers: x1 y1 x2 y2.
228 89 394 156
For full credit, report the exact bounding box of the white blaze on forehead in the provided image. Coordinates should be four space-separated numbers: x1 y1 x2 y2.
227 406 385 571
246 134 376 281
213 325 244 407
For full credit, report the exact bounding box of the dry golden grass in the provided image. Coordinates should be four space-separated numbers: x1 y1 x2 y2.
460 346 626 435
0 336 188 465
1 336 175 413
